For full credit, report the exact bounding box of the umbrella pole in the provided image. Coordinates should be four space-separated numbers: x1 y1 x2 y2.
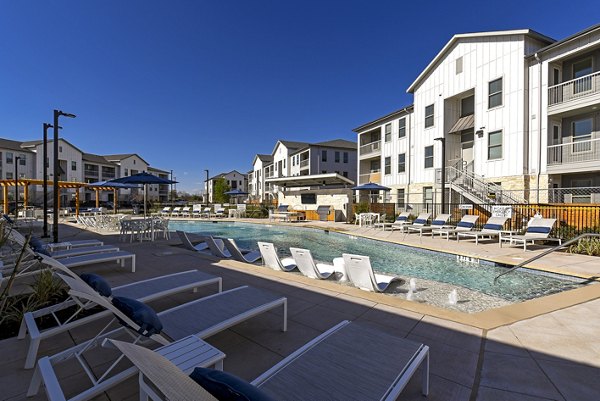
144 184 147 218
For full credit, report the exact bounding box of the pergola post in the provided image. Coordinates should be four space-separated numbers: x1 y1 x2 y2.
3 185 8 214
24 183 29 209
75 188 80 218
113 188 118 214
95 188 99 208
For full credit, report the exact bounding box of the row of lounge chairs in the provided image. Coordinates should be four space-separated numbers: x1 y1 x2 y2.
11 231 429 400
160 205 229 218
378 212 560 250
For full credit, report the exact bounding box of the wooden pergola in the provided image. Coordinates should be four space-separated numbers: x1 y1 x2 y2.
0 179 122 217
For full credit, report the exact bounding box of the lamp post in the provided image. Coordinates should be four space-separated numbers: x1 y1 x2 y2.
42 123 61 238
434 137 446 214
204 169 209 204
53 109 76 243
14 156 20 220
170 169 173 203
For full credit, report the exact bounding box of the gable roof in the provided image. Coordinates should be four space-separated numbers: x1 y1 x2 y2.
532 23 600 56
103 153 149 165
20 138 84 153
313 139 357 149
208 170 247 181
352 105 414 133
407 29 554 93
0 138 33 153
272 140 310 155
252 154 273 166
147 166 170 174
82 153 113 165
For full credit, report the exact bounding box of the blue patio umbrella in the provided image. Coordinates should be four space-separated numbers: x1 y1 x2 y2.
224 188 249 204
86 181 141 213
351 182 391 210
107 172 177 217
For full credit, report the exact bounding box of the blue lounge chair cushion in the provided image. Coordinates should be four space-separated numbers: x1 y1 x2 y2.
111 296 163 336
277 205 289 212
396 215 408 221
2 214 14 225
29 237 51 256
457 221 475 228
527 226 551 234
414 218 427 225
80 273 112 297
483 223 503 231
189 367 277 401
432 220 445 226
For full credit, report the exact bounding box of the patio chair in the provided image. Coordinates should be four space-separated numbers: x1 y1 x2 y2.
105 320 429 401
342 253 403 292
200 207 211 218
181 206 191 218
170 207 182 217
432 214 480 240
499 218 560 250
5 230 113 260
390 212 431 233
160 207 171 216
212 204 222 218
380 211 410 230
27 274 287 401
215 207 226 218
456 216 509 245
257 242 297 272
222 238 262 263
176 230 209 252
289 247 338 280
18 252 222 369
407 213 451 236
5 228 104 251
192 204 203 218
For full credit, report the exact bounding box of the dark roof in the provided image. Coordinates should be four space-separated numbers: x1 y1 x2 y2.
103 153 149 165
82 153 113 165
256 154 273 162
208 170 247 181
20 138 84 153
0 138 32 153
352 105 414 133
147 166 170 174
313 139 357 149
276 140 310 151
532 23 600 56
20 140 43 147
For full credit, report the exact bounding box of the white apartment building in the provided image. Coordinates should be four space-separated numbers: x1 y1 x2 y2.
354 24 600 207
206 170 248 203
249 139 358 202
0 137 171 207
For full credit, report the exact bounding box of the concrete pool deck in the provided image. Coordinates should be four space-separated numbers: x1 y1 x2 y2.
1 219 599 400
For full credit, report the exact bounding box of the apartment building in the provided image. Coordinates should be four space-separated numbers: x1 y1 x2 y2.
206 170 248 203
354 24 600 207
0 137 170 206
250 139 357 202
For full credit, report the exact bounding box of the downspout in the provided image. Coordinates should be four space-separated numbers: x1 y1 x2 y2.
535 52 542 204
406 109 412 210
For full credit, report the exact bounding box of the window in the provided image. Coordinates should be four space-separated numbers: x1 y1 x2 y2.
573 58 593 93
396 189 405 208
321 150 327 162
456 57 463 74
342 171 348 178
488 130 503 159
572 118 592 152
425 104 434 128
397 153 406 173
71 161 77 170
124 168 129 176
292 157 295 166
461 95 474 117
343 152 348 163
424 146 434 168
385 123 392 142
423 187 433 204
384 157 391 174
59 146 63 153
6 152 13 164
398 118 406 138
335 151 340 163
488 78 503 108
6 172 13 179
301 193 317 204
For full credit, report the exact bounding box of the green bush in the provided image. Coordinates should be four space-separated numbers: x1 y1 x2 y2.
568 238 600 257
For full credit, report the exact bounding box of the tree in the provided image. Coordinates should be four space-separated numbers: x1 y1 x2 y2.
213 178 231 204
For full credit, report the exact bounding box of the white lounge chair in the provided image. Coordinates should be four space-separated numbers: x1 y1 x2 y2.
290 247 338 280
47 244 121 259
18 252 222 369
407 213 451 236
456 216 509 245
181 206 191 217
106 320 429 401
380 212 410 231
27 274 287 401
160 207 171 216
176 230 209 252
390 212 431 233
170 207 182 217
192 204 203 218
257 242 297 272
499 218 560 250
342 253 403 292
432 214 480 240
222 238 262 263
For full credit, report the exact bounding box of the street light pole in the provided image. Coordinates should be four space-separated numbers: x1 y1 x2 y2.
170 169 173 203
42 123 60 238
53 109 76 243
14 157 20 220
434 137 446 214
204 169 209 204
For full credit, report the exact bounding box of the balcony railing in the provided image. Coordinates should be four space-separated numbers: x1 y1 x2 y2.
548 71 600 106
359 141 381 156
358 171 381 184
84 170 99 177
547 137 600 165
299 159 309 168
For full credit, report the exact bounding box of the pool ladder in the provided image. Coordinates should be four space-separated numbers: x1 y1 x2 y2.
494 233 600 284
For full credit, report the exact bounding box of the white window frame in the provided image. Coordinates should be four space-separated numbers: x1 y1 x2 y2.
425 104 434 128
384 123 392 142
384 157 391 175
487 130 503 160
397 153 406 173
488 77 503 109
398 117 406 138
424 145 434 168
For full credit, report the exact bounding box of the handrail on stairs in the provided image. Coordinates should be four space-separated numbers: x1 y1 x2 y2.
494 233 600 284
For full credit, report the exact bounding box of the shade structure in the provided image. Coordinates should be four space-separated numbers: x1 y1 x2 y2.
224 188 249 204
351 182 391 210
87 181 140 189
107 172 177 217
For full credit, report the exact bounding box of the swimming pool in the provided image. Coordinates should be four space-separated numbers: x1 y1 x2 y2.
170 220 583 304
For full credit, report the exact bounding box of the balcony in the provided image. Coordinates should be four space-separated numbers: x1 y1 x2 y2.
548 71 600 115
359 141 381 159
299 159 309 169
358 171 381 184
547 137 600 173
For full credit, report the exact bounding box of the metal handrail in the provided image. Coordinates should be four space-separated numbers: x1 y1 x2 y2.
494 233 600 283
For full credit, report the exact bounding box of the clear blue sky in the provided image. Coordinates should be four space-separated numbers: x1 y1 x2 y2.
1 1 598 192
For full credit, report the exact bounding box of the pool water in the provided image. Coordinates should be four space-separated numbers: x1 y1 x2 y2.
170 221 583 303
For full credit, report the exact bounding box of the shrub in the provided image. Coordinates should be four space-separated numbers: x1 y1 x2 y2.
568 237 600 257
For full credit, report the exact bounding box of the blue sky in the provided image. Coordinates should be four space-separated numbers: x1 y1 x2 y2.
1 1 598 192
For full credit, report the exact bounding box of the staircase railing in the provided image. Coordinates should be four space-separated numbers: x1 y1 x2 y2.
494 233 600 283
